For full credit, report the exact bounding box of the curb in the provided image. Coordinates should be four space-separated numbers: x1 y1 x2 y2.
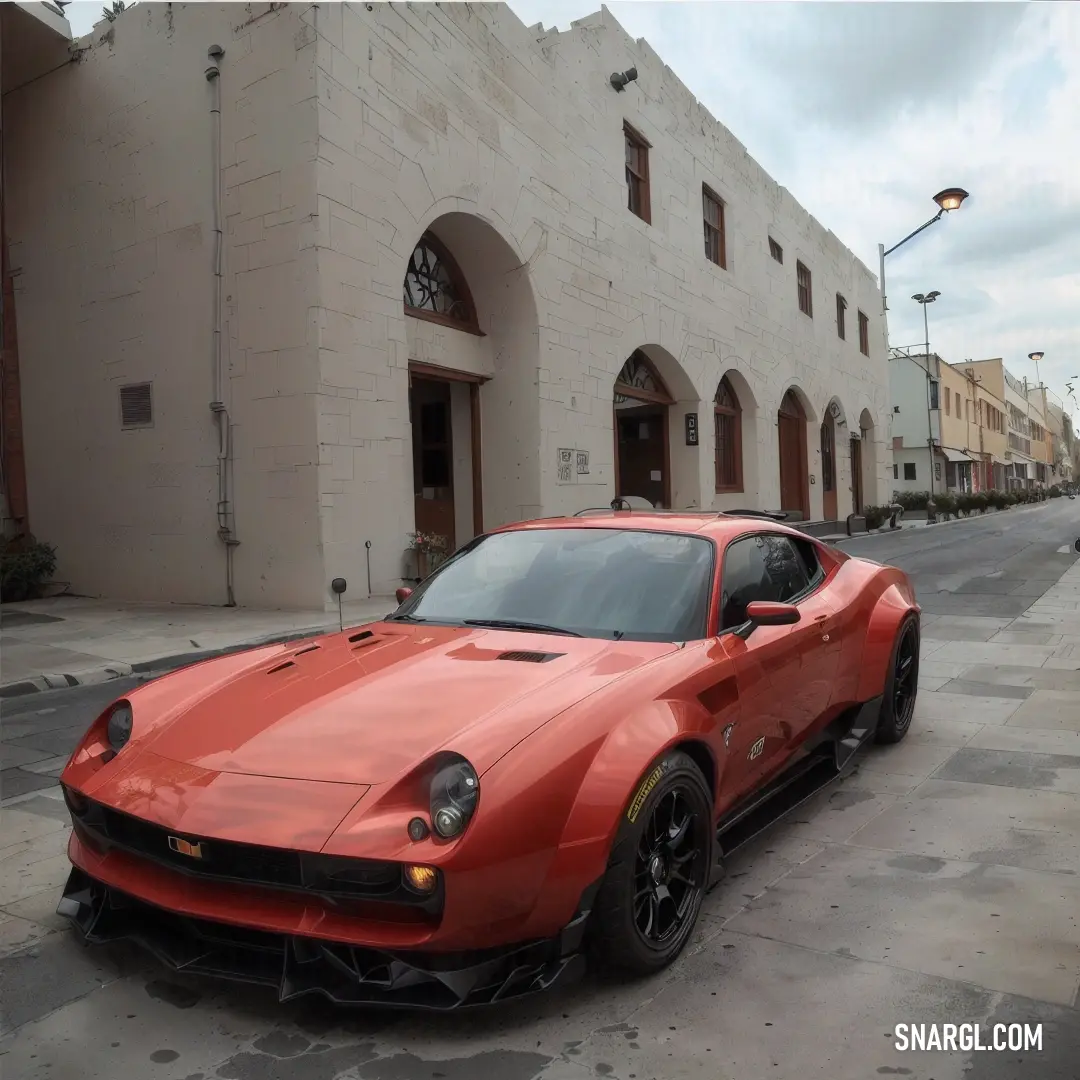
832 499 1054 544
0 621 370 700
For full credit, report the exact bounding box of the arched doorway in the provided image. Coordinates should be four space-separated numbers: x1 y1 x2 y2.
820 397 847 521
613 350 675 508
855 408 878 513
777 389 809 519
820 412 837 521
404 231 482 552
400 212 540 571
714 375 743 494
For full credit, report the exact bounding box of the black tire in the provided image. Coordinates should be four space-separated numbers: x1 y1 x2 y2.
875 615 920 744
590 750 712 976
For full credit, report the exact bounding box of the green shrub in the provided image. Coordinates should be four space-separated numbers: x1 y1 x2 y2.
0 536 57 603
893 490 930 511
864 505 888 530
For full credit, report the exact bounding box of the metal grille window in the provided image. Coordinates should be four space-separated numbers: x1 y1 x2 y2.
836 294 846 339
703 187 726 269
858 310 870 355
796 262 812 317
119 383 153 428
624 123 651 223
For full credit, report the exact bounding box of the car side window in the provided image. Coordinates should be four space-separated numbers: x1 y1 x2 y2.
720 536 778 630
761 535 811 602
793 537 825 588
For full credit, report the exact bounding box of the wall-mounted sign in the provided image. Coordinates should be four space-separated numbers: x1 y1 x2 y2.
685 413 699 446
576 450 590 475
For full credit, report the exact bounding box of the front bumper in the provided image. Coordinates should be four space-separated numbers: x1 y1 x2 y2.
58 866 594 1009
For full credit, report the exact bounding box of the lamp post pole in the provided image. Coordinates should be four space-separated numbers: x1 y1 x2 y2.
912 292 941 499
879 188 969 320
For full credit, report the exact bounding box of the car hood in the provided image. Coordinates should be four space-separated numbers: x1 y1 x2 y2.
138 623 675 785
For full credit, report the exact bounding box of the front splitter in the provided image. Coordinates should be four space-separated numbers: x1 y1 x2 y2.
58 867 591 1010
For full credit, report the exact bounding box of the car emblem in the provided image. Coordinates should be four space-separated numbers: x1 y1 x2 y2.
168 836 204 859
722 724 735 747
748 736 766 761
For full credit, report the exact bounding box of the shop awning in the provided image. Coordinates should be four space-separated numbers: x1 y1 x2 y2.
941 447 972 463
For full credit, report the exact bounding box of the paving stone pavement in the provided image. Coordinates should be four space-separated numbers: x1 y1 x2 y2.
2 526 1079 1077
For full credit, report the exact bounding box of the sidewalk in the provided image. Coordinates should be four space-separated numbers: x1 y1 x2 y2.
0 594 396 697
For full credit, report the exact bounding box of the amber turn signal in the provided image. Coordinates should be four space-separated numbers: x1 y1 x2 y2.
403 864 438 894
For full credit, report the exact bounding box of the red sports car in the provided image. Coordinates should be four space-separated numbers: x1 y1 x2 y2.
58 508 920 1008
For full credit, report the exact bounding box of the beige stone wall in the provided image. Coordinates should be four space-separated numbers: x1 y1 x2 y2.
310 3 890 593
6 2 322 606
9 2 892 607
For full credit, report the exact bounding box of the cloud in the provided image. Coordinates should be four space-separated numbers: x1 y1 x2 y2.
59 0 1079 419
508 0 1079 419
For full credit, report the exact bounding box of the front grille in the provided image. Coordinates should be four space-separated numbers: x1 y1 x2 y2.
70 799 440 913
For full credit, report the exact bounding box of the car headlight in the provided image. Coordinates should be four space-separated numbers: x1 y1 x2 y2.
106 702 133 752
429 757 479 839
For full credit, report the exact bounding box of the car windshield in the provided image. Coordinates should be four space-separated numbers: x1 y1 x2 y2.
392 527 715 642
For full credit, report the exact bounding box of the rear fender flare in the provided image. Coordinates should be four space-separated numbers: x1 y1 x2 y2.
855 584 918 702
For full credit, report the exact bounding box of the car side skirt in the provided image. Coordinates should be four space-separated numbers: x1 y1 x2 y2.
707 695 882 886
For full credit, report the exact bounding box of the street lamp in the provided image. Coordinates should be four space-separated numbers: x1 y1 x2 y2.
912 291 941 497
879 188 969 315
1028 351 1044 386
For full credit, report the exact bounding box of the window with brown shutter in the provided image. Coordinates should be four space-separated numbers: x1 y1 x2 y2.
714 376 743 493
796 261 812 317
703 186 726 268
769 237 783 264
858 310 870 355
624 122 651 224
836 294 846 339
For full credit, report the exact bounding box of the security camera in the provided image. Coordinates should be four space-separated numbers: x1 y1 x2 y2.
610 67 638 92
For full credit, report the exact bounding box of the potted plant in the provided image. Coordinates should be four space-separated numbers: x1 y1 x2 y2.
407 531 450 580
0 535 58 604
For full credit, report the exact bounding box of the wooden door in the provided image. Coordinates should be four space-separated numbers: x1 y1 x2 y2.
777 392 808 518
410 377 456 548
850 437 863 514
820 416 837 521
615 403 667 507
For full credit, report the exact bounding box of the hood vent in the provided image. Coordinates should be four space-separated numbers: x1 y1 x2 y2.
266 659 295 675
294 643 320 657
497 650 564 664
349 630 374 644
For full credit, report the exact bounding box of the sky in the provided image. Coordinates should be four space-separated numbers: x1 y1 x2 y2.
61 1 1079 420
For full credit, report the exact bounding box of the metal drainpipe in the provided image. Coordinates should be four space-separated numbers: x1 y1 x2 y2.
206 45 238 606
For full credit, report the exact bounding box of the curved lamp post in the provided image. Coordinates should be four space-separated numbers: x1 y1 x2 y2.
879 189 969 315
1028 351 1044 386
912 291 941 497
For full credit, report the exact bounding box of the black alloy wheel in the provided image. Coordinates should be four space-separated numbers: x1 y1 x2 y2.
590 751 712 975
876 615 920 744
892 621 918 732
632 788 706 947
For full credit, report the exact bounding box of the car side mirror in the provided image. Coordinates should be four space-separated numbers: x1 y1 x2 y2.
395 586 413 604
1074 537 1080 554
734 601 801 639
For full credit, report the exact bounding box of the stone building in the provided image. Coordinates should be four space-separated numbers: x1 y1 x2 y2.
4 2 890 609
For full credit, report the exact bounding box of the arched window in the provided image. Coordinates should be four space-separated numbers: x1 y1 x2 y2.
403 232 479 333
613 349 673 406
714 375 743 492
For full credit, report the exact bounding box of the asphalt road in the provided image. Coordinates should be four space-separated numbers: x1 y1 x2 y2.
2 497 1080 1079
841 499 1080 617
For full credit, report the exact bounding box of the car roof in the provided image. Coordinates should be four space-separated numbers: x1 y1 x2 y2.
498 510 812 542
